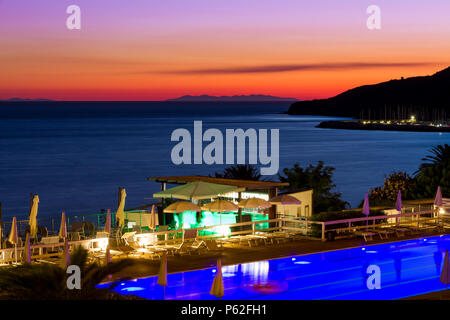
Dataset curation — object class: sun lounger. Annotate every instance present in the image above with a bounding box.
[399,225,421,234]
[204,239,222,251]
[219,236,241,246]
[420,223,441,232]
[259,232,290,244]
[367,229,390,240]
[354,231,375,242]
[89,249,127,263]
[172,241,196,255]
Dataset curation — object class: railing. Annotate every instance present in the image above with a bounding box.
[319,209,439,241]
[0,238,107,264]
[134,218,283,245]
[0,210,152,237]
[0,210,442,264]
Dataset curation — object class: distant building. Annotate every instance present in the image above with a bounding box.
[275,190,313,218]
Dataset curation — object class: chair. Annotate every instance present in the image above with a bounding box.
[37,226,48,238]
[69,232,82,241]
[24,225,48,238]
[82,221,95,237]
[203,239,222,251]
[170,229,205,255]
[172,241,196,255]
[70,222,84,232]
[40,236,60,244]
[183,228,198,242]
[40,236,61,255]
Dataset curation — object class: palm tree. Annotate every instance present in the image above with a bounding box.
[417,144,450,172]
[214,164,262,181]
[0,246,137,300]
[414,144,450,198]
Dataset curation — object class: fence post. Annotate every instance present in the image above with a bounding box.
[321,223,326,241]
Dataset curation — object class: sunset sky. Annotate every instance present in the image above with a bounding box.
[0,0,449,101]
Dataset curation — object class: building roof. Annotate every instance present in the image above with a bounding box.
[153,181,245,200]
[148,175,289,190]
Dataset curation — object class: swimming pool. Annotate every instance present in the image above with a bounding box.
[99,235,450,300]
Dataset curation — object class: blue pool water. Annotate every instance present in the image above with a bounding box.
[99,235,450,300]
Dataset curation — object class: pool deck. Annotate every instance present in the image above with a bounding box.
[110,230,448,288]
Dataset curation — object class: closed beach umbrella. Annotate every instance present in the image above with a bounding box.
[61,236,70,269]
[395,190,402,212]
[28,195,39,239]
[105,244,111,265]
[210,258,224,299]
[59,211,67,239]
[116,188,127,228]
[163,201,201,213]
[363,194,370,216]
[441,250,450,287]
[8,216,18,245]
[149,205,159,229]
[23,233,31,263]
[238,197,271,209]
[8,217,18,264]
[435,186,443,207]
[157,252,168,299]
[363,194,370,230]
[104,209,111,233]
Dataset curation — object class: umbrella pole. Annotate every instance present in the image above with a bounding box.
[14,244,17,264]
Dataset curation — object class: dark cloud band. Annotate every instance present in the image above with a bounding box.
[161,62,439,75]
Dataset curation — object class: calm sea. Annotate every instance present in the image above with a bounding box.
[0,101,448,219]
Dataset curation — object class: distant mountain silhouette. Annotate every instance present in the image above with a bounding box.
[288,66,450,121]
[168,94,298,102]
[2,98,53,102]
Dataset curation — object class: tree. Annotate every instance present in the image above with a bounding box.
[0,246,136,300]
[368,171,416,206]
[278,161,349,213]
[414,144,450,198]
[214,164,262,180]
